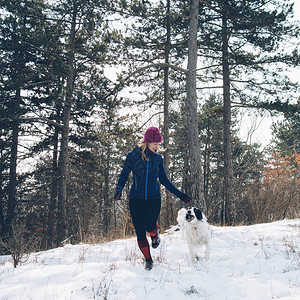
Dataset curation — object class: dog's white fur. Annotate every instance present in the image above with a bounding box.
[177,207,211,263]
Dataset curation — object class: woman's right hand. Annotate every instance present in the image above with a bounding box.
[114,190,122,201]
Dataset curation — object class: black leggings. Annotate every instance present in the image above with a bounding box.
[129,198,161,241]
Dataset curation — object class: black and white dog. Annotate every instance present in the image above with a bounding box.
[177,207,211,263]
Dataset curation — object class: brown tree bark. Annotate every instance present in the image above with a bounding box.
[57,7,76,244]
[186,0,205,209]
[4,88,21,235]
[48,124,59,246]
[163,0,173,227]
[102,141,111,237]
[221,14,235,225]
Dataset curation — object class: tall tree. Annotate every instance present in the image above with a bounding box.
[48,0,121,243]
[196,0,299,224]
[55,0,77,244]
[163,0,174,226]
[118,0,192,226]
[221,4,235,224]
[0,0,53,235]
[186,0,205,209]
[198,95,224,216]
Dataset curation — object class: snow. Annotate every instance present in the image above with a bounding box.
[0,219,299,300]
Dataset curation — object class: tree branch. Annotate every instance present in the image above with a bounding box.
[126,63,187,79]
[136,111,164,132]
[103,63,187,101]
[19,117,64,129]
[199,0,221,14]
[197,85,223,90]
[0,117,63,129]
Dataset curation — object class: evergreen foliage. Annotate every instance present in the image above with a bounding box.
[0,0,299,255]
[272,99,300,155]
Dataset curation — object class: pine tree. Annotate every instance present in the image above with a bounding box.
[0,0,54,236]
[272,100,300,156]
[42,0,123,243]
[115,0,192,226]
[196,0,299,224]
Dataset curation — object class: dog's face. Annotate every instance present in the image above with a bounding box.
[186,207,203,223]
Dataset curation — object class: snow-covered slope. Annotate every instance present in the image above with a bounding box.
[1,219,299,299]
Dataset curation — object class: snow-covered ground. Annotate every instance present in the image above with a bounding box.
[0,219,299,300]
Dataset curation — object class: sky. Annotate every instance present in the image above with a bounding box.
[294,1,300,16]
[238,0,299,148]
[109,0,300,149]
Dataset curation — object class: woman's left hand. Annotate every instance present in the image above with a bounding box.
[180,193,191,204]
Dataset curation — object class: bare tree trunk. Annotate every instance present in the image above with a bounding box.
[57,110,70,244]
[181,149,189,192]
[0,173,4,231]
[186,0,204,209]
[57,8,76,244]
[221,14,235,225]
[203,124,211,211]
[163,0,173,227]
[4,88,21,235]
[48,124,59,246]
[102,142,111,237]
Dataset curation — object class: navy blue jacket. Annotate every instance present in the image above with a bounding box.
[116,146,184,201]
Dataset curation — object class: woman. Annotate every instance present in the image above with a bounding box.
[114,127,191,270]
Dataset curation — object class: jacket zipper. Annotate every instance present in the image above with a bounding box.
[145,161,149,200]
[134,175,137,190]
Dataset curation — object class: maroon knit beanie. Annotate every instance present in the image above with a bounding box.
[143,127,162,143]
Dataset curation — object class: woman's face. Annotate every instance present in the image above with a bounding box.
[148,142,160,153]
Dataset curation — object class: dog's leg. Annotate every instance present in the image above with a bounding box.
[181,223,186,239]
[188,245,195,264]
[205,240,211,260]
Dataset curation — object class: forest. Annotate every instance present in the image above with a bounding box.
[0,0,299,262]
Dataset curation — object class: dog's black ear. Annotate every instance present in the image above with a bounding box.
[194,208,203,221]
